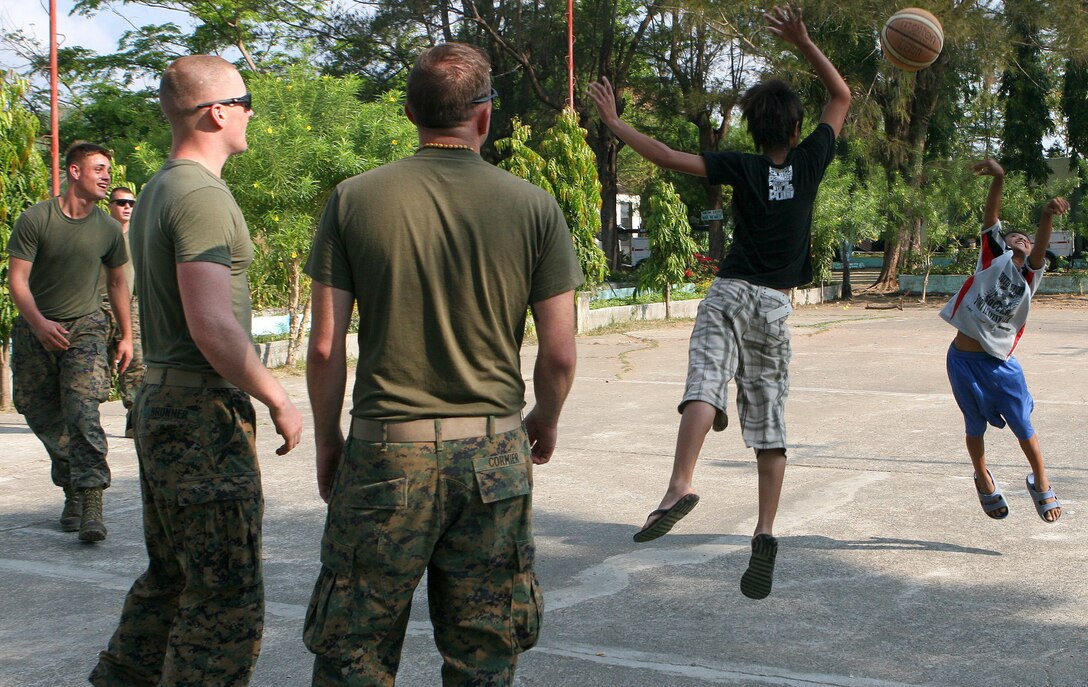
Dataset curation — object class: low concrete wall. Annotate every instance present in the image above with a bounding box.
[899,274,1088,295]
[253,334,360,369]
[574,283,841,334]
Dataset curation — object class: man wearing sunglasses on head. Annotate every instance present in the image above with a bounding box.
[91,55,302,687]
[302,42,582,685]
[101,187,145,437]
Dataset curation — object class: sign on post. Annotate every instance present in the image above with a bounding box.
[700,209,724,221]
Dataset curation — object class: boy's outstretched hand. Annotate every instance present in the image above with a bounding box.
[764,5,811,47]
[1044,197,1070,216]
[972,158,1005,177]
[587,77,620,125]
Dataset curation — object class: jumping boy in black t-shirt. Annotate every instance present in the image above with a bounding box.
[588,5,850,599]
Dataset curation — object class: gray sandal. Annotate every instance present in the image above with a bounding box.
[974,470,1009,520]
[1026,474,1061,523]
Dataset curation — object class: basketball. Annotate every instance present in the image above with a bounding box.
[880,8,944,72]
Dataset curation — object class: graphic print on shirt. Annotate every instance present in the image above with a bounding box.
[973,270,1026,326]
[768,166,795,201]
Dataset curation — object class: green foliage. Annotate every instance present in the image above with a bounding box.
[812,154,884,285]
[224,65,416,311]
[497,110,609,287]
[1,73,50,344]
[1000,9,1054,184]
[636,180,697,305]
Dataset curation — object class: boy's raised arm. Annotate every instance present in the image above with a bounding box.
[1029,197,1070,271]
[972,158,1005,230]
[587,77,708,177]
[765,6,851,136]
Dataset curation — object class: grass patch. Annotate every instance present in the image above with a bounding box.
[581,317,696,337]
[590,288,706,310]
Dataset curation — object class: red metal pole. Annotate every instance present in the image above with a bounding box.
[49,0,60,196]
[567,0,574,108]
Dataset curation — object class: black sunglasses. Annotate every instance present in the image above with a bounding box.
[194,92,253,112]
[471,87,499,104]
[111,198,135,207]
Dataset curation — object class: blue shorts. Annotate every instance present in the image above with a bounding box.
[946,344,1035,440]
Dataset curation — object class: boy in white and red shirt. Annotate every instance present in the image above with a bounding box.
[942,158,1068,523]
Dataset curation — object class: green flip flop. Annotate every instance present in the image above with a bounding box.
[632,493,700,543]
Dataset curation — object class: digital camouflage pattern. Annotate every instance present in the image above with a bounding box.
[11,309,111,490]
[305,426,543,686]
[104,294,145,410]
[90,383,264,687]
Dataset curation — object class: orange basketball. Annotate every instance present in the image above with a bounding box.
[880,8,944,72]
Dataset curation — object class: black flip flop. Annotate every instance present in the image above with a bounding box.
[740,533,778,600]
[632,493,700,543]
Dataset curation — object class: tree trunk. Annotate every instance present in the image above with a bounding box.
[286,259,302,367]
[873,52,951,292]
[664,283,672,319]
[840,241,853,300]
[0,342,11,411]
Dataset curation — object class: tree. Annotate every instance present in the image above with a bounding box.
[225,66,417,365]
[999,5,1053,184]
[637,179,696,318]
[0,73,50,409]
[497,110,609,287]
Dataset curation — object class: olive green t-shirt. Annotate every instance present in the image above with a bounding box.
[305,147,584,421]
[7,197,127,320]
[99,230,135,300]
[131,159,253,372]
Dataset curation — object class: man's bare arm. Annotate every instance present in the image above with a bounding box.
[307,281,355,502]
[524,291,577,465]
[8,257,70,350]
[765,6,851,136]
[1029,197,1070,271]
[104,265,133,373]
[177,261,303,455]
[973,158,1005,229]
[587,77,708,177]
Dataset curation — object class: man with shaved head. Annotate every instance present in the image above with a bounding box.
[90,55,303,687]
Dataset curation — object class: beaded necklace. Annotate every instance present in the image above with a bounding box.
[417,142,475,152]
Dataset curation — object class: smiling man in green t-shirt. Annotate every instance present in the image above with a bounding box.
[7,141,132,543]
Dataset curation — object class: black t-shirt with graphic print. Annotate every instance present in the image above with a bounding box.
[702,123,836,289]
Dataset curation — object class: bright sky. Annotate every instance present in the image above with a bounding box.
[0,0,196,72]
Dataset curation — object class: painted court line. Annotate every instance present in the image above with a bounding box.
[1,556,919,685]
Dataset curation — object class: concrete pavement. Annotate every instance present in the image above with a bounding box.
[2,296,1087,686]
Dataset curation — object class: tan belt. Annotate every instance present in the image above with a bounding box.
[144,366,236,389]
[351,413,522,443]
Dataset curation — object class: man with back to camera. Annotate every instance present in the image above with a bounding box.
[302,42,583,686]
[90,55,303,686]
[7,141,132,543]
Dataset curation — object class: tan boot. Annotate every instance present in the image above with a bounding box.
[60,486,82,532]
[78,487,107,542]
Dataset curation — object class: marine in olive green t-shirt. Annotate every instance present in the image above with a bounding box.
[305,147,584,421]
[130,159,253,372]
[7,197,127,320]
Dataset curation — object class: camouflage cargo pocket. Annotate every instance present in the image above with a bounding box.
[305,477,411,659]
[473,452,531,504]
[511,538,543,652]
[176,472,263,590]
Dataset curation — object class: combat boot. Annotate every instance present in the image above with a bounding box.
[60,486,82,532]
[78,487,107,542]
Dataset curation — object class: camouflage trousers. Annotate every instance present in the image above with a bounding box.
[104,294,145,410]
[90,382,264,687]
[12,310,111,490]
[304,426,543,686]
